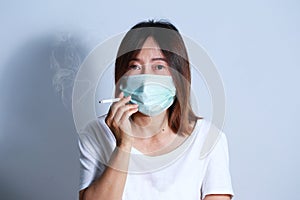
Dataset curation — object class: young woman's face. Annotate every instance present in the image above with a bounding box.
[126,37,172,76]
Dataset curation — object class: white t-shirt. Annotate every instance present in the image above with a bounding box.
[78,115,234,200]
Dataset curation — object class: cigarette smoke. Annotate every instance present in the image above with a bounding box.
[50,33,87,110]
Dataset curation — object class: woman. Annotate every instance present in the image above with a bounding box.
[78,20,234,200]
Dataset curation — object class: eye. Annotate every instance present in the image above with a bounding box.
[128,65,141,70]
[154,65,166,70]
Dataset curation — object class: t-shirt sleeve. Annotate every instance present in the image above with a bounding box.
[77,118,116,191]
[78,135,106,191]
[201,133,234,199]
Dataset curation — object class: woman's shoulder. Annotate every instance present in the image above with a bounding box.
[78,115,116,167]
[192,118,227,159]
[78,114,116,145]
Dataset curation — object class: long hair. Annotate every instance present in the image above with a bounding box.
[115,20,200,135]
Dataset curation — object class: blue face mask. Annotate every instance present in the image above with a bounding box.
[119,74,176,116]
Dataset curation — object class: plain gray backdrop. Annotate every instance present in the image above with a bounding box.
[0,0,299,199]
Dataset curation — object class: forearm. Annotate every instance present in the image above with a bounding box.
[82,144,132,200]
[203,194,232,200]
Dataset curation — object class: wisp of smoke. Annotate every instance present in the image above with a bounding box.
[50,33,86,110]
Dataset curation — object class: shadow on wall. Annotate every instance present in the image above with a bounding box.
[0,33,89,200]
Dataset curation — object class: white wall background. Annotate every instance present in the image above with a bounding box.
[0,0,299,199]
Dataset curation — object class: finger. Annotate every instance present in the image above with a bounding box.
[119,107,139,125]
[110,92,125,114]
[114,103,138,123]
[117,92,124,98]
[106,92,124,121]
[109,95,131,118]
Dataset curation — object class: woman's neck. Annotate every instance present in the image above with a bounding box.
[130,111,189,156]
[130,111,169,139]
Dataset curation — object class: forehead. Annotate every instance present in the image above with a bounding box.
[133,37,166,60]
[141,37,161,49]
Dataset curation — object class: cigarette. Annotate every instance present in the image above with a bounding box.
[99,98,121,104]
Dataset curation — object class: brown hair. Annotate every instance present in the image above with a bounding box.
[115,20,200,135]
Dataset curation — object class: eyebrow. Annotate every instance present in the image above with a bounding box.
[129,58,168,62]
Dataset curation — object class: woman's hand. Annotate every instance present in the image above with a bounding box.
[204,194,232,200]
[105,92,139,149]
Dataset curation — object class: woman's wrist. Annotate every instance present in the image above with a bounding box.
[117,139,133,151]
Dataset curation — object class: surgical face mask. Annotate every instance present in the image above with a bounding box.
[119,74,176,116]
